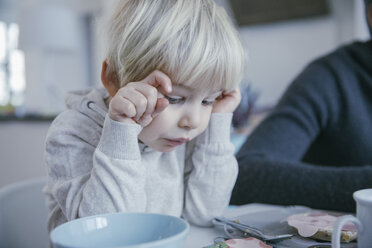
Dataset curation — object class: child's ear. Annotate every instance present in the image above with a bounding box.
[101,60,119,97]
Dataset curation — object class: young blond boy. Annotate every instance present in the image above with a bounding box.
[44,0,245,232]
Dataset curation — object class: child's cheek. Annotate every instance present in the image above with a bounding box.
[195,112,212,137]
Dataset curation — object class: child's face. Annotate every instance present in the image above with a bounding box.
[138,84,221,152]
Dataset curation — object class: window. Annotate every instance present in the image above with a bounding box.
[0,21,26,115]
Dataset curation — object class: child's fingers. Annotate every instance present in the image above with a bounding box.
[228,88,241,98]
[218,88,241,103]
[129,82,158,117]
[141,70,172,94]
[137,114,153,127]
[212,88,241,113]
[152,98,169,118]
[109,96,136,121]
[137,98,168,127]
[109,70,171,124]
[118,87,149,121]
[221,88,241,98]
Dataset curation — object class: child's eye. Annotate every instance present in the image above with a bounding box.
[164,95,184,104]
[202,99,215,106]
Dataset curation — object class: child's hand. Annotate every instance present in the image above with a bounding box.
[212,88,241,113]
[108,70,172,127]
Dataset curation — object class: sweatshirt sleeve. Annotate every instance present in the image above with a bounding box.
[45,114,146,222]
[182,113,238,226]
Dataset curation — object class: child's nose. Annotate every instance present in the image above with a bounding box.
[178,108,201,130]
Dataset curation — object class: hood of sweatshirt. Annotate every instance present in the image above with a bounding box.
[64,87,109,127]
[61,86,151,152]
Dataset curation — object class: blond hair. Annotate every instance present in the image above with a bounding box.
[102,0,245,92]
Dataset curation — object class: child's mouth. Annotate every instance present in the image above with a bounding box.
[164,138,189,146]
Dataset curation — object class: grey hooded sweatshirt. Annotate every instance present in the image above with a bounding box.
[44,87,238,232]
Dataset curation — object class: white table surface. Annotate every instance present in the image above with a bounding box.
[184,203,358,248]
[185,203,284,248]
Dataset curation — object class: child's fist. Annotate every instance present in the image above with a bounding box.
[212,88,241,113]
[108,70,172,126]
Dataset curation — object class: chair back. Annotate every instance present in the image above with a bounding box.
[0,177,49,248]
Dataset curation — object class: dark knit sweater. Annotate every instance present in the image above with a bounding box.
[231,40,372,212]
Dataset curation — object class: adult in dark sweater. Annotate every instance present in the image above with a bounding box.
[231,1,372,213]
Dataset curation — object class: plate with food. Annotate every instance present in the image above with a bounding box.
[205,237,273,248]
[285,211,357,242]
[214,206,357,248]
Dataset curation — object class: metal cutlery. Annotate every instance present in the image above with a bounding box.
[214,217,294,242]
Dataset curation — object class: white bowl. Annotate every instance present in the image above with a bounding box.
[50,212,189,248]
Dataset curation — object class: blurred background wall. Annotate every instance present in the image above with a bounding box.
[0,0,370,187]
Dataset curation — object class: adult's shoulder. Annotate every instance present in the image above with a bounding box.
[289,41,370,89]
[342,40,372,56]
[311,40,371,72]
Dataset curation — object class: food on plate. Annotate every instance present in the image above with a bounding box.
[285,212,357,242]
[205,237,272,248]
[225,237,272,248]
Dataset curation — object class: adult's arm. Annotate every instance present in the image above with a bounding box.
[230,60,372,212]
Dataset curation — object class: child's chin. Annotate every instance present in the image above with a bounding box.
[154,145,177,153]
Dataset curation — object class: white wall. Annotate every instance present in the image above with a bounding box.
[219,0,370,107]
[240,17,338,107]
[19,2,91,115]
[0,122,50,187]
[0,0,370,188]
